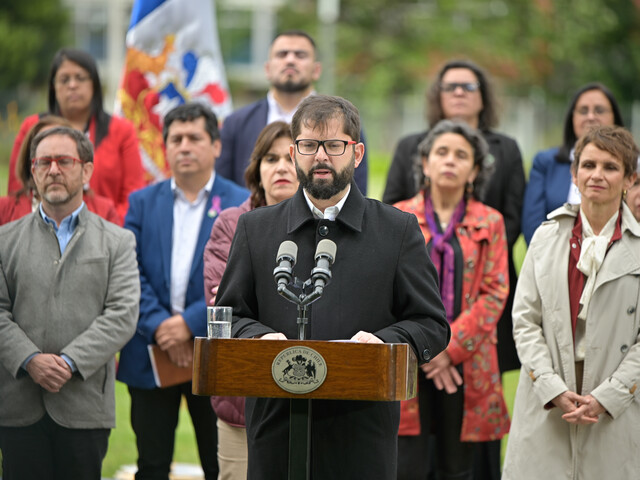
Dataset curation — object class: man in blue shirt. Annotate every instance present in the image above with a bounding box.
[0,126,140,480]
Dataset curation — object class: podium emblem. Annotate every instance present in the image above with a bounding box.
[272,346,327,394]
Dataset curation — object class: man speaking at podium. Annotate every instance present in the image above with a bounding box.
[215,95,449,479]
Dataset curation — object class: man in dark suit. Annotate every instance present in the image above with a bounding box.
[117,103,249,480]
[216,30,368,194]
[215,95,450,479]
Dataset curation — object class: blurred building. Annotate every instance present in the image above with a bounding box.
[62,0,131,107]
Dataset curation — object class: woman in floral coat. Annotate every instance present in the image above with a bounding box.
[394,120,510,480]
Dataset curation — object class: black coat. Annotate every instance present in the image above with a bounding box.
[216,183,449,479]
[382,129,525,372]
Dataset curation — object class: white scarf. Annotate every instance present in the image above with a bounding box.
[576,209,619,320]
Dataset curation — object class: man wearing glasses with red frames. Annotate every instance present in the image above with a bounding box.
[0,126,140,480]
[216,30,369,195]
[215,95,449,479]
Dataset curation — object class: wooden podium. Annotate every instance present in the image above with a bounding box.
[192,337,418,479]
[192,337,417,400]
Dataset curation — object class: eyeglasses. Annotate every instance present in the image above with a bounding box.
[32,156,84,173]
[54,74,91,86]
[295,139,357,156]
[440,82,481,93]
[574,106,612,117]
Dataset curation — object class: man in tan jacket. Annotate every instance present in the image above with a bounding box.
[0,126,139,480]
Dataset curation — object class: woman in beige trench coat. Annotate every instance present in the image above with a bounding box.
[503,125,640,479]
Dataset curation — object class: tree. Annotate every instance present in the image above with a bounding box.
[0,1,70,89]
[535,0,640,104]
[274,0,640,105]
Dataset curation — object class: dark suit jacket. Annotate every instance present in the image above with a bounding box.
[383,129,525,371]
[117,176,249,389]
[215,183,449,479]
[521,146,572,244]
[217,97,369,194]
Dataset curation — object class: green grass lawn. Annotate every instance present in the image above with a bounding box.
[103,382,201,477]
[0,161,6,197]
[101,371,520,477]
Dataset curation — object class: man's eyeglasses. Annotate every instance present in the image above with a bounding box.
[32,156,84,173]
[574,106,611,117]
[295,139,357,156]
[440,82,481,93]
[54,74,91,86]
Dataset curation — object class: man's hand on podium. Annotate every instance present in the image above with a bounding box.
[350,331,383,343]
[259,333,287,340]
[255,331,383,342]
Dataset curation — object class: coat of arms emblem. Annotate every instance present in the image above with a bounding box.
[271,346,327,394]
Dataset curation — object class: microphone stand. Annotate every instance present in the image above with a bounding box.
[276,276,330,480]
[277,279,326,340]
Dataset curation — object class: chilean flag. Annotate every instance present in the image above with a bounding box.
[115,0,232,183]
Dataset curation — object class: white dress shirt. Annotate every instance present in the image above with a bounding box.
[170,173,214,314]
[266,91,315,125]
[303,185,350,221]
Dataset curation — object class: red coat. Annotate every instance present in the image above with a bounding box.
[394,193,511,441]
[0,191,122,226]
[8,114,145,220]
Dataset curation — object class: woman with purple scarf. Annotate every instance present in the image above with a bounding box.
[394,120,511,480]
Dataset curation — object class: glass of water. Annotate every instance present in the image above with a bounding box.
[207,306,232,339]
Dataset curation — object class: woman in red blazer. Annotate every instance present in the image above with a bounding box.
[0,115,121,226]
[7,48,144,219]
[394,120,510,480]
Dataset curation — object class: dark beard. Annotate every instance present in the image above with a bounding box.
[296,158,355,200]
[273,78,311,94]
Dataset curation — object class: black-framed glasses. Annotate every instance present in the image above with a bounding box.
[440,82,481,93]
[32,156,84,173]
[295,139,357,156]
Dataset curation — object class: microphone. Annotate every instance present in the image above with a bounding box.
[273,241,298,288]
[311,239,337,290]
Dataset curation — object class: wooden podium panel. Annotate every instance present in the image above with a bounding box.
[192,338,417,401]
